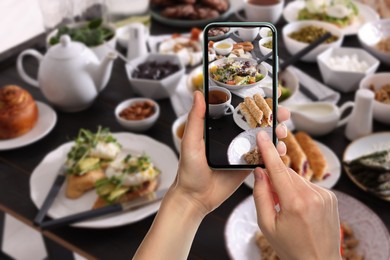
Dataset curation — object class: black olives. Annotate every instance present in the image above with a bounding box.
[132,61,180,80]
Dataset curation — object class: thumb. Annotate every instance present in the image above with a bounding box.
[253,168,276,231]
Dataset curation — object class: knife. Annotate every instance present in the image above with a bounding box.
[33,165,67,225]
[40,188,168,229]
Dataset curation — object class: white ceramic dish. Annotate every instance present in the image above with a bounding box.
[317,47,379,93]
[213,40,233,56]
[258,37,272,58]
[282,1,380,36]
[209,57,268,91]
[225,190,390,260]
[227,128,273,165]
[359,73,390,125]
[0,102,57,151]
[125,53,185,100]
[282,20,344,62]
[243,141,341,189]
[171,113,188,153]
[115,98,160,132]
[358,19,390,65]
[158,37,202,67]
[30,132,178,228]
[343,132,390,201]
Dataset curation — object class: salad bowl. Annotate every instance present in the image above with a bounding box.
[208,57,268,91]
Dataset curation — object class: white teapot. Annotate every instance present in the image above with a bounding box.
[17,35,117,112]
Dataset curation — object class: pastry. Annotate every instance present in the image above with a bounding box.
[0,85,38,139]
[254,93,272,126]
[244,97,263,125]
[295,131,327,181]
[239,102,258,128]
[282,130,313,180]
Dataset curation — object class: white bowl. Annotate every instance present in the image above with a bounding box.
[209,57,268,91]
[358,19,390,66]
[262,67,299,105]
[282,20,344,62]
[115,98,160,132]
[258,37,272,58]
[213,41,233,56]
[317,47,380,93]
[359,73,390,125]
[171,113,188,153]
[125,53,185,100]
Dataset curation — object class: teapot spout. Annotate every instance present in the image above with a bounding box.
[94,52,117,92]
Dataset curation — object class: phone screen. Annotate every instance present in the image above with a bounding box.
[204,22,278,169]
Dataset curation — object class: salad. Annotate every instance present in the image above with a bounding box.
[209,59,265,86]
[298,0,359,27]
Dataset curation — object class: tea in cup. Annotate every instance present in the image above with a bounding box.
[172,113,188,152]
[208,86,234,119]
[235,0,284,24]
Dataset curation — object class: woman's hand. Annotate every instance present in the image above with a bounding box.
[253,131,341,260]
[171,90,290,217]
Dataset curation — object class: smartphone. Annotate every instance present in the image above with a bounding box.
[203,22,278,169]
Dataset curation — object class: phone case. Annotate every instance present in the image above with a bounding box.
[203,22,278,169]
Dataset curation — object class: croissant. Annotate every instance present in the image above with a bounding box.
[0,85,38,139]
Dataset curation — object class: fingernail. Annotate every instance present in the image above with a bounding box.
[254,168,263,181]
[259,131,270,142]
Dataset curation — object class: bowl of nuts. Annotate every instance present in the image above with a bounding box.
[115,98,160,132]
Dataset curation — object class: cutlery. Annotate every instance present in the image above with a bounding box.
[33,165,67,225]
[40,188,168,229]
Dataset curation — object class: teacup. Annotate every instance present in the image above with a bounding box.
[235,0,284,24]
[288,101,355,136]
[171,113,188,153]
[235,27,260,42]
[208,86,234,119]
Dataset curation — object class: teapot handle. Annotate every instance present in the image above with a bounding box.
[17,49,43,87]
[337,101,355,127]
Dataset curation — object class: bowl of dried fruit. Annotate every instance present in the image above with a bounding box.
[115,98,160,132]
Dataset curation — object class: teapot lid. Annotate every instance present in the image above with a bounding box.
[47,35,86,60]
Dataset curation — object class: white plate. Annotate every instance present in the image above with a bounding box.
[227,128,273,165]
[158,37,202,67]
[0,102,57,151]
[343,132,390,201]
[30,133,178,228]
[243,141,341,189]
[225,190,390,260]
[283,1,380,36]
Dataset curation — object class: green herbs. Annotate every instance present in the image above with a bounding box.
[66,126,120,175]
[344,150,390,198]
[49,18,114,47]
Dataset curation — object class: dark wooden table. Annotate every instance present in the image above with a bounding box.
[0,5,389,260]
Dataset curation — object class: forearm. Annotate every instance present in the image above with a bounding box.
[133,188,205,260]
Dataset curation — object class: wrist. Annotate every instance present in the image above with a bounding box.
[164,186,208,222]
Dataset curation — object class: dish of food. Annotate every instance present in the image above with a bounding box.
[369,83,390,104]
[209,58,267,90]
[224,190,390,260]
[186,65,203,94]
[30,132,178,228]
[150,0,232,28]
[227,128,274,165]
[288,25,339,44]
[208,26,232,41]
[343,132,390,201]
[159,37,202,66]
[283,0,380,35]
[233,94,273,129]
[244,137,341,190]
[0,101,57,151]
